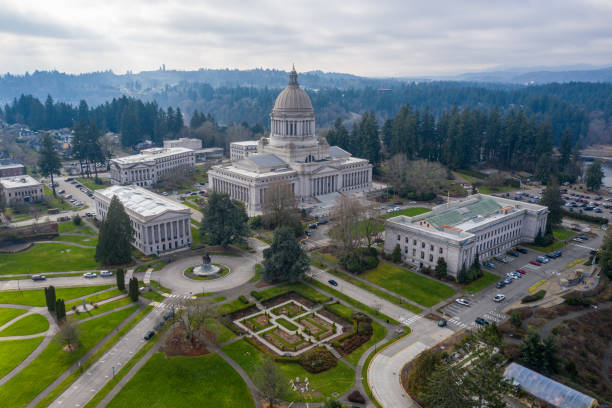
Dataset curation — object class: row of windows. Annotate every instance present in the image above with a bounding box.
[7,188,43,197]
[397,235,445,255]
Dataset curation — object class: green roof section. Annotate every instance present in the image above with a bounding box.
[425,198,502,229]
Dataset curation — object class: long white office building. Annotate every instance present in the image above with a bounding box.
[0,175,44,205]
[94,185,192,255]
[384,194,548,278]
[109,147,195,187]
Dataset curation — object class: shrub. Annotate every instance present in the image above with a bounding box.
[351,311,372,323]
[510,311,522,328]
[562,209,608,225]
[564,296,594,307]
[341,248,379,273]
[298,348,337,373]
[357,321,373,336]
[347,390,365,404]
[521,290,546,303]
[238,295,249,304]
[250,290,262,301]
[72,214,82,226]
[248,215,262,229]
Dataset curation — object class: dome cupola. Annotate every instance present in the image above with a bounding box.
[272,65,314,114]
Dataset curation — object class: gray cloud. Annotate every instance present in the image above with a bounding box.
[0,0,611,76]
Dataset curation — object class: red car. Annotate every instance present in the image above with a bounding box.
[529,260,541,266]
[516,269,527,274]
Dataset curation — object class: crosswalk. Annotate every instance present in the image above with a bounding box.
[446,310,508,330]
[399,314,422,326]
[447,317,467,329]
[443,302,469,316]
[153,294,194,310]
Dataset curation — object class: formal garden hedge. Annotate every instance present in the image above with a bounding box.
[521,290,546,303]
[298,348,337,373]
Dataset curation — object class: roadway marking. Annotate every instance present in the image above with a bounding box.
[571,243,596,251]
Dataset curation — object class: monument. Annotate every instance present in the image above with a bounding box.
[192,252,221,277]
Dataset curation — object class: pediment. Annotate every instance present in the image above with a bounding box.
[311,165,339,175]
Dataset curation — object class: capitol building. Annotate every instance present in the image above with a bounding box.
[208,67,372,215]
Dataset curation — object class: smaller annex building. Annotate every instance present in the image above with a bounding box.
[0,175,44,205]
[94,185,192,255]
[384,194,548,277]
[109,147,195,187]
[504,363,598,408]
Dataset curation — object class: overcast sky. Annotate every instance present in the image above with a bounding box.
[1,0,612,77]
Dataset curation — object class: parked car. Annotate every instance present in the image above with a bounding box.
[83,272,97,278]
[455,298,471,306]
[484,262,495,269]
[437,319,447,327]
[318,220,328,225]
[31,275,46,281]
[144,331,155,340]
[493,294,506,302]
[516,269,527,275]
[536,256,549,264]
[65,177,74,182]
[516,247,528,254]
[529,260,542,266]
[163,311,174,321]
[507,250,519,257]
[100,270,113,277]
[503,277,513,285]
[475,317,489,325]
[308,224,318,229]
[328,279,338,287]
[161,192,169,196]
[496,281,505,289]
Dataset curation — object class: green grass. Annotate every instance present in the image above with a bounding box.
[325,302,355,321]
[34,306,147,408]
[327,269,423,313]
[79,225,97,236]
[453,171,476,183]
[141,291,165,302]
[478,185,516,194]
[524,239,567,253]
[344,321,387,366]
[0,285,112,306]
[150,280,170,293]
[76,177,111,190]
[382,207,431,219]
[0,243,98,274]
[53,234,98,246]
[66,288,123,309]
[217,299,255,315]
[183,200,202,211]
[276,317,299,331]
[251,282,331,304]
[312,252,339,265]
[553,227,575,241]
[58,221,81,234]
[0,313,49,336]
[0,308,27,326]
[250,264,262,283]
[69,298,133,321]
[208,319,237,344]
[106,353,253,408]
[461,270,499,293]
[360,262,455,307]
[0,306,136,408]
[222,339,354,402]
[0,338,44,379]
[305,278,400,325]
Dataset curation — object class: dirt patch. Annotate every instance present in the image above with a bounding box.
[227,304,260,321]
[163,326,210,357]
[263,328,309,352]
[318,309,352,331]
[262,292,315,309]
[243,313,273,332]
[271,301,305,318]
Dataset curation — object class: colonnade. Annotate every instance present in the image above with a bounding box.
[142,217,190,253]
[211,177,249,203]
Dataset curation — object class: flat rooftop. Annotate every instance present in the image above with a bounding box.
[111,147,193,165]
[0,163,25,170]
[0,175,41,189]
[231,141,259,147]
[96,185,190,218]
[425,198,502,229]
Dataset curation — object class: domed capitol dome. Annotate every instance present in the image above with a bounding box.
[272,66,314,114]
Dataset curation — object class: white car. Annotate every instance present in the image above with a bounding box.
[493,294,506,302]
[100,270,113,277]
[387,209,394,213]
[455,298,471,306]
[393,206,401,212]
[83,272,97,278]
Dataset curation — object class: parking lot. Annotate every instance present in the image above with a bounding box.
[440,230,602,331]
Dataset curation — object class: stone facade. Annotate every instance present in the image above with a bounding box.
[109,147,195,187]
[0,175,44,205]
[230,141,259,161]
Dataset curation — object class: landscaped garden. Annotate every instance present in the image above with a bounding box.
[360,261,456,307]
[0,313,49,336]
[0,308,27,326]
[106,353,254,408]
[0,338,44,379]
[0,243,99,274]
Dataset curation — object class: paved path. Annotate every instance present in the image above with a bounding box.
[48,301,170,408]
[36,240,95,248]
[538,301,612,339]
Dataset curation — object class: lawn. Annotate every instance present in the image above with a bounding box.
[360,262,455,308]
[53,234,98,246]
[66,288,123,308]
[524,239,567,253]
[217,299,254,315]
[276,317,299,331]
[344,321,387,366]
[106,353,253,408]
[461,270,499,293]
[0,285,113,307]
[0,338,44,379]
[382,207,431,219]
[76,177,111,190]
[328,269,423,313]
[478,185,517,194]
[58,221,81,234]
[0,242,99,274]
[69,298,134,321]
[325,302,355,321]
[0,306,137,408]
[0,308,27,327]
[208,319,236,344]
[0,313,49,336]
[251,282,331,304]
[222,339,355,402]
[553,227,575,241]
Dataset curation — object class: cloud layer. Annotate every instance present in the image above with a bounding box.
[1,0,612,77]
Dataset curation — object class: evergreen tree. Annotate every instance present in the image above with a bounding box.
[38,134,62,197]
[116,268,126,291]
[434,257,447,279]
[45,285,56,312]
[128,278,139,301]
[559,128,573,171]
[457,264,468,283]
[201,192,248,248]
[585,160,604,191]
[391,244,402,263]
[422,365,471,408]
[95,196,135,265]
[519,333,559,375]
[55,298,66,321]
[262,227,309,283]
[120,103,140,147]
[472,251,481,271]
[534,153,552,184]
[600,228,612,280]
[541,177,563,227]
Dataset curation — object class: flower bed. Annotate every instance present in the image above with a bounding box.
[271,301,306,318]
[243,313,274,332]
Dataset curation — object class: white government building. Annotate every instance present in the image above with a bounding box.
[208,67,372,215]
[230,141,259,161]
[0,175,44,205]
[94,185,192,255]
[384,194,548,278]
[109,147,195,187]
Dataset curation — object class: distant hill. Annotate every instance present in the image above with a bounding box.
[434,66,612,84]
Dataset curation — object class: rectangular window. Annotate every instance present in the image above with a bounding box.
[397,234,400,241]
[422,242,425,248]
[412,249,416,256]
[421,251,424,259]
[430,244,434,251]
[439,247,443,254]
[429,254,433,262]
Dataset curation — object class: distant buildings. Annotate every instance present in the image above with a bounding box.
[384,194,548,277]
[109,147,195,187]
[230,141,258,161]
[196,147,224,162]
[94,185,192,255]
[0,162,25,178]
[0,175,44,205]
[209,68,372,215]
[163,137,202,151]
[163,138,223,162]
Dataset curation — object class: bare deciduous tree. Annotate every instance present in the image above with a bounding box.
[254,356,288,408]
[173,299,219,345]
[387,154,448,199]
[57,320,79,351]
[262,180,300,232]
